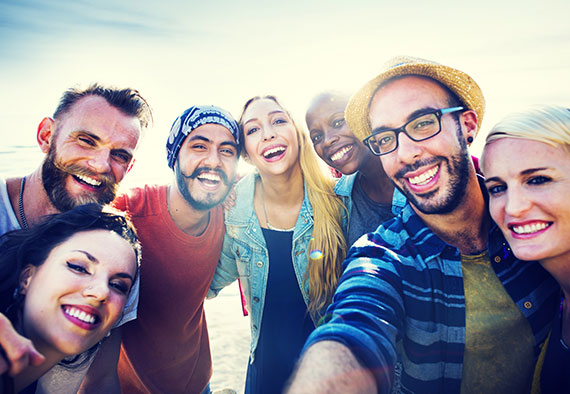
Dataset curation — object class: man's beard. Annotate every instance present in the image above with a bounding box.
[175,162,233,211]
[394,130,471,215]
[41,145,118,212]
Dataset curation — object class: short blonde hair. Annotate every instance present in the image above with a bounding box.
[486,106,570,147]
[482,106,570,168]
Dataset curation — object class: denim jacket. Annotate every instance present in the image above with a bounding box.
[208,173,319,362]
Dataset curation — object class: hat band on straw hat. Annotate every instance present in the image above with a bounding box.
[345,56,485,142]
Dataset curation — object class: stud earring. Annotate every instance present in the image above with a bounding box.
[467,136,474,144]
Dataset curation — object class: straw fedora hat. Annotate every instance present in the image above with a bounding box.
[346,56,486,142]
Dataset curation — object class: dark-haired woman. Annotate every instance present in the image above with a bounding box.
[0,204,140,393]
[305,91,403,246]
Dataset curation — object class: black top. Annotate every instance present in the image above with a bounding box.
[541,300,570,393]
[245,228,315,394]
[0,374,36,394]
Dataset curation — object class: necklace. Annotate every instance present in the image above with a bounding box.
[19,177,29,229]
[260,185,295,232]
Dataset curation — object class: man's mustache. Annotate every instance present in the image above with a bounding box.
[180,167,230,185]
[394,157,444,179]
[52,160,116,189]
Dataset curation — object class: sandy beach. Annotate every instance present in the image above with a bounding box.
[205,282,251,393]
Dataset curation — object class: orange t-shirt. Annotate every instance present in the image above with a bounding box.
[114,185,224,393]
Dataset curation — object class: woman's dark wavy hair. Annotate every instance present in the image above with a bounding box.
[0,203,141,366]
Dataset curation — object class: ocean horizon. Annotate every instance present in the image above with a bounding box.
[0,145,42,177]
[0,143,173,191]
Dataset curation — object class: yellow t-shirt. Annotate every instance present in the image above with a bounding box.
[460,251,535,394]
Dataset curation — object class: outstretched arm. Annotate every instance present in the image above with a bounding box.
[286,232,406,394]
[286,340,376,394]
[0,313,44,376]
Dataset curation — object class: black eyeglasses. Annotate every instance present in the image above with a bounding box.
[363,106,465,156]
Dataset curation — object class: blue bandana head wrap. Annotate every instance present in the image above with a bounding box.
[166,105,240,170]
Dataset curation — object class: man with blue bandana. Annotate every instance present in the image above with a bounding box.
[110,106,240,394]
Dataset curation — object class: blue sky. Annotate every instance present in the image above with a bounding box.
[1,0,569,184]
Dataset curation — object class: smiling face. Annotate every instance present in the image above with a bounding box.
[40,95,141,212]
[306,93,375,175]
[175,123,238,210]
[20,229,136,359]
[241,98,300,176]
[368,76,473,214]
[483,138,570,264]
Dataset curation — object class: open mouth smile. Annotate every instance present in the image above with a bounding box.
[262,145,286,161]
[509,221,551,235]
[407,165,439,186]
[72,174,102,188]
[330,145,353,162]
[197,172,222,186]
[63,305,100,329]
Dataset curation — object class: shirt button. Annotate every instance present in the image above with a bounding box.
[494,256,501,263]
[256,261,263,268]
[524,301,533,309]
[253,297,260,303]
[253,324,258,330]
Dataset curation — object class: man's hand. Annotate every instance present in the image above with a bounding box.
[285,341,377,394]
[222,185,237,210]
[0,313,45,375]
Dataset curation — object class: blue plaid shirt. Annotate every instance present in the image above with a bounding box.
[304,185,559,393]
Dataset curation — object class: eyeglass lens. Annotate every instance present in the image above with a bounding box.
[367,112,441,155]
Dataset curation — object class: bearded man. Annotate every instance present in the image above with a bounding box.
[0,83,151,393]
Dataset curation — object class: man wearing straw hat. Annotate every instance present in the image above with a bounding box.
[287,56,559,393]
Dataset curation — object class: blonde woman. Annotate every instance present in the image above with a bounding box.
[209,96,346,393]
[482,106,570,394]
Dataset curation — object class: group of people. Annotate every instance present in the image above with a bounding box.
[0,55,568,394]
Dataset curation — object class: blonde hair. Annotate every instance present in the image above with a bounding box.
[240,96,347,321]
[482,106,570,168]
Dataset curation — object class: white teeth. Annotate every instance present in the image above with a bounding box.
[64,306,96,324]
[263,146,285,158]
[512,222,549,234]
[76,174,101,186]
[198,173,221,182]
[408,166,439,186]
[330,146,353,162]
